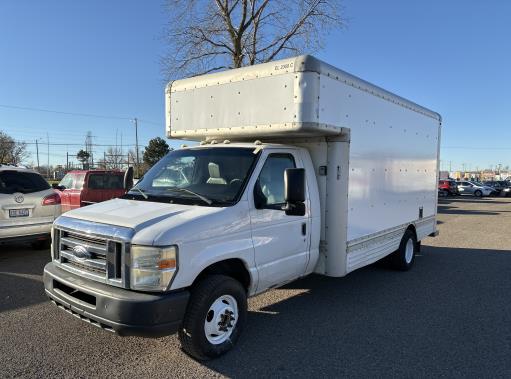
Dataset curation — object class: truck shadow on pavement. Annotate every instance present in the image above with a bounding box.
[0,243,50,314]
[439,198,510,205]
[205,245,511,377]
[437,200,511,216]
[437,205,500,216]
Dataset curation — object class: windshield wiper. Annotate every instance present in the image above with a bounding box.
[166,187,212,205]
[131,187,148,199]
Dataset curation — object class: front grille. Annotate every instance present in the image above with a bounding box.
[54,226,127,288]
[66,259,106,274]
[59,230,108,276]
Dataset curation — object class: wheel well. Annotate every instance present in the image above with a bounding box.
[193,259,251,292]
[406,224,420,251]
[406,224,417,240]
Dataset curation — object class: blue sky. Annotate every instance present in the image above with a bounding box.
[0,0,510,171]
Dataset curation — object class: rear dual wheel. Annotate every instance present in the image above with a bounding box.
[389,229,417,271]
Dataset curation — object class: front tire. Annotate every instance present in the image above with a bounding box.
[389,229,417,271]
[178,275,247,361]
[474,190,483,198]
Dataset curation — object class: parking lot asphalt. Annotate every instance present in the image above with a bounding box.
[1,197,511,378]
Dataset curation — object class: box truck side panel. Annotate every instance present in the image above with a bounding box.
[318,74,439,244]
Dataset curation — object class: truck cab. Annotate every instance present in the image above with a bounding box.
[44,142,317,357]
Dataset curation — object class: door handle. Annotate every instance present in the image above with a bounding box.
[301,223,306,236]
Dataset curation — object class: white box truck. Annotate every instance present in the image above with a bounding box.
[44,55,441,360]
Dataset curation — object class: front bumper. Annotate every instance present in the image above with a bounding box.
[43,262,189,337]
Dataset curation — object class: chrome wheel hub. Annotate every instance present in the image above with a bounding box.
[405,239,414,264]
[204,294,238,344]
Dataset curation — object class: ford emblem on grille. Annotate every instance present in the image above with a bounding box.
[71,245,91,260]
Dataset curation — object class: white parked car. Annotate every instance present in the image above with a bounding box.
[0,165,61,248]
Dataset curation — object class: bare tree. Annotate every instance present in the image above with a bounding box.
[103,146,125,170]
[0,131,30,165]
[127,148,148,177]
[162,0,346,79]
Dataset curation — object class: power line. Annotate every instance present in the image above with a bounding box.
[442,146,511,150]
[18,141,143,147]
[0,103,129,120]
[0,103,162,125]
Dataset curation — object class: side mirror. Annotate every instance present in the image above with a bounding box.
[124,166,134,191]
[52,183,65,190]
[282,168,306,216]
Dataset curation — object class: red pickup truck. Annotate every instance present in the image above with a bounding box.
[55,170,126,212]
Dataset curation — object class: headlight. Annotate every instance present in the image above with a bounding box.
[130,245,177,291]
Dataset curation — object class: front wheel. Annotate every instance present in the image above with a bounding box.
[474,190,483,198]
[178,275,247,361]
[389,229,417,271]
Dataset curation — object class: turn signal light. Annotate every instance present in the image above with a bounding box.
[158,258,177,270]
[42,193,61,206]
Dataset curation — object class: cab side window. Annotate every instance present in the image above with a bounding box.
[73,174,86,190]
[255,154,295,209]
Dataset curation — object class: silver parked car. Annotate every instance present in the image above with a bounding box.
[456,180,494,197]
[0,166,61,248]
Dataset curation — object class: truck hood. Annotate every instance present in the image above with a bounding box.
[61,198,222,231]
[58,198,249,246]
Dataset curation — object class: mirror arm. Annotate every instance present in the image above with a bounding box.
[281,202,295,212]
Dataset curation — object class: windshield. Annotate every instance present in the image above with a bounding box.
[125,147,259,206]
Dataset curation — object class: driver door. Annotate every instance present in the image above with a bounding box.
[249,149,310,292]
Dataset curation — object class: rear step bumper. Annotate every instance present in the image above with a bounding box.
[43,262,190,337]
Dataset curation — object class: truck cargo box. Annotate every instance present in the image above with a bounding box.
[166,55,441,275]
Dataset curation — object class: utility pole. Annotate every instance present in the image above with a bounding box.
[133,118,140,177]
[120,132,123,170]
[35,139,40,171]
[115,128,118,170]
[46,133,50,178]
